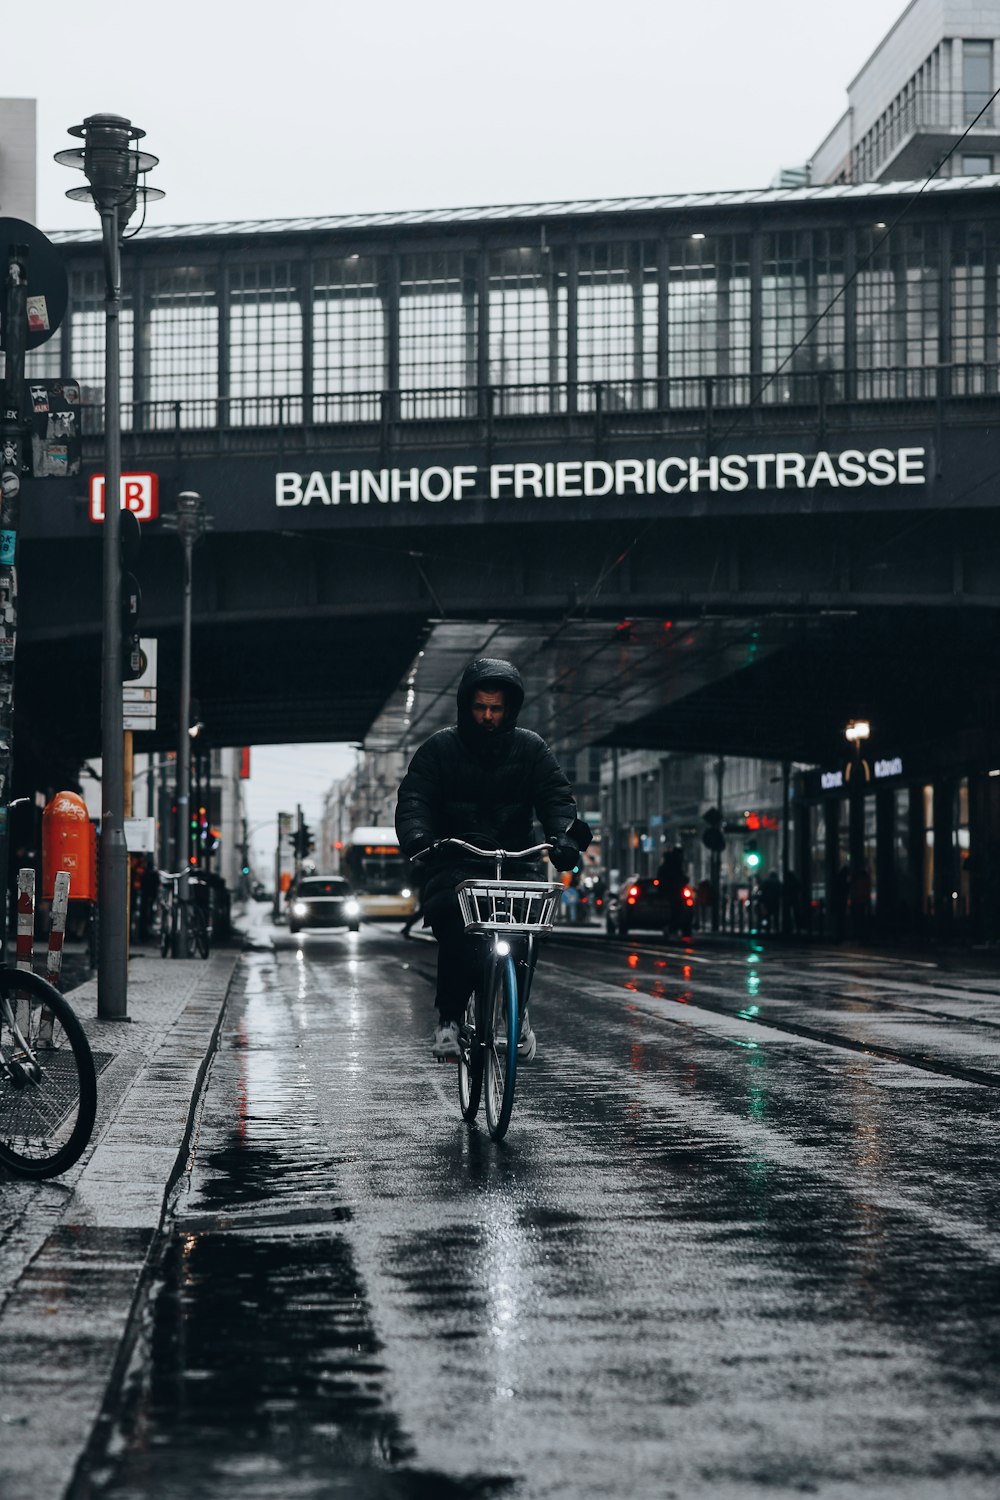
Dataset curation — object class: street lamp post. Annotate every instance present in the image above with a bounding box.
[55,115,162,1018]
[171,491,207,956]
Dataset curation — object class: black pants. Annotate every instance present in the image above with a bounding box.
[429,897,477,1024]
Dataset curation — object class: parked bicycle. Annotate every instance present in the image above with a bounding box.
[421,838,561,1140]
[0,966,98,1178]
[158,871,210,959]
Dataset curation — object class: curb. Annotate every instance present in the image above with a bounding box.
[0,951,241,1500]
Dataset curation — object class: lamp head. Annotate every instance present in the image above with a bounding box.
[55,115,163,223]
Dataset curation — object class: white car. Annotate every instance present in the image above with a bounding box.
[287,876,362,934]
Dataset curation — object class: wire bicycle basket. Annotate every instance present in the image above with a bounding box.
[456,879,562,933]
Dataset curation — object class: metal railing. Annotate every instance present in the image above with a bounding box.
[75,364,1000,442]
[857,88,998,181]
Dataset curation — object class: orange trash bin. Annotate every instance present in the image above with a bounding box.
[42,791,97,904]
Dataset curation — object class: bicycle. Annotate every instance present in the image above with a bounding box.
[422,839,561,1141]
[158,871,211,960]
[0,966,98,1178]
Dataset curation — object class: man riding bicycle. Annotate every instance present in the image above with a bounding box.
[395,657,590,1060]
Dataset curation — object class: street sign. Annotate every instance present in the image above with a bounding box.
[123,816,156,852]
[89,473,159,522]
[123,637,157,730]
[0,218,67,351]
[124,710,157,731]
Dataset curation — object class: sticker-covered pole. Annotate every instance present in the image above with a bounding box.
[0,242,28,959]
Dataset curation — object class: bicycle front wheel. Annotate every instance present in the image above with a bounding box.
[0,970,97,1178]
[458,993,482,1122]
[484,954,519,1141]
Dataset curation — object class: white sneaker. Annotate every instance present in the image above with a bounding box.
[517,1009,537,1060]
[432,1021,461,1060]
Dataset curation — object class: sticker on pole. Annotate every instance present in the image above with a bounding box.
[89,473,159,522]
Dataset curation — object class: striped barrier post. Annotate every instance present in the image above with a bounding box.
[15,868,34,1038]
[46,871,71,990]
[40,871,71,1045]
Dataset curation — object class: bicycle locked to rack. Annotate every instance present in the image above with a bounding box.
[422,838,561,1141]
[157,870,211,959]
[0,859,97,1178]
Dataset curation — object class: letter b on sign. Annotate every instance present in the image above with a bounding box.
[89,473,159,523]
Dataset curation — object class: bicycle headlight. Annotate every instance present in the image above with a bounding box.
[494,939,511,956]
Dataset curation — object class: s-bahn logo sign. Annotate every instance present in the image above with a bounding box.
[274,446,927,507]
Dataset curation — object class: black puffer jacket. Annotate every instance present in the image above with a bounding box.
[395,658,583,914]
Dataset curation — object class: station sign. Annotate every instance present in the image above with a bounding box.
[817,754,904,794]
[274,446,928,509]
[89,472,159,522]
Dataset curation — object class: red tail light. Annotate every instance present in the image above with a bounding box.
[627,896,637,905]
[683,886,694,905]
[628,885,639,898]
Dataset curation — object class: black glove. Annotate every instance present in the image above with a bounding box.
[548,836,580,873]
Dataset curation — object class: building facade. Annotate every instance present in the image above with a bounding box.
[0,98,35,222]
[812,0,1000,184]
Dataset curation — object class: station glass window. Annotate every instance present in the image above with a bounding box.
[228,261,303,423]
[950,222,1000,390]
[956,777,971,919]
[760,229,845,399]
[23,329,62,382]
[666,235,751,405]
[576,243,657,410]
[855,224,940,397]
[893,787,911,928]
[963,40,993,127]
[808,802,825,918]
[144,265,219,425]
[68,269,134,428]
[488,246,567,410]
[922,784,934,917]
[962,154,994,175]
[313,255,385,421]
[399,252,476,417]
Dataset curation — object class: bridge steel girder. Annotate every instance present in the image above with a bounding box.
[13,499,1000,775]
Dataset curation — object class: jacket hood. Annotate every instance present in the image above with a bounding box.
[455,658,525,752]
[457,658,525,720]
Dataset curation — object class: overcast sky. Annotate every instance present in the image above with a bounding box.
[18,0,911,860]
[28,0,908,232]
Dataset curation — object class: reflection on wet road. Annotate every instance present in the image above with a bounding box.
[94,927,1000,1498]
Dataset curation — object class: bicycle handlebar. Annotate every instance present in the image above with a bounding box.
[415,837,553,863]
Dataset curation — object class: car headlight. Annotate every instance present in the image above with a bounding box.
[344,899,361,917]
[401,887,412,899]
[292,902,307,917]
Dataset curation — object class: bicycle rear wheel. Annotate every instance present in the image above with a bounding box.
[458,994,482,1122]
[159,899,173,958]
[484,954,519,1140]
[187,903,210,960]
[0,969,97,1178]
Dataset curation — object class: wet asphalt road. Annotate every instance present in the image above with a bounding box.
[85,924,1000,1499]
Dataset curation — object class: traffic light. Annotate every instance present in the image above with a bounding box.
[293,823,314,858]
[120,508,144,681]
[701,806,725,853]
[744,839,762,870]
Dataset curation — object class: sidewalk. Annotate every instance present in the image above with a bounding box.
[0,925,255,1500]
